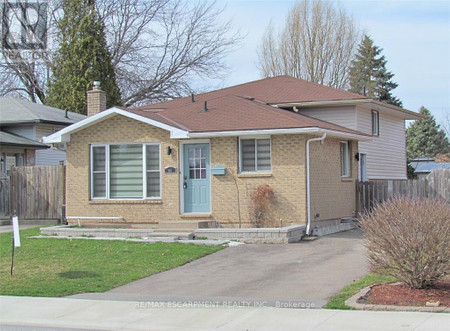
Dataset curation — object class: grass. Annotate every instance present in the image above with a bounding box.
[324,272,396,310]
[0,227,224,297]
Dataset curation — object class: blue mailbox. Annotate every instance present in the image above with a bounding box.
[211,165,226,175]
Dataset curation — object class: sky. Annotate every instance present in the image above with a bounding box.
[206,0,450,127]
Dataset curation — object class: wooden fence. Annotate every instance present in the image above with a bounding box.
[356,169,449,214]
[8,165,65,220]
[0,176,10,217]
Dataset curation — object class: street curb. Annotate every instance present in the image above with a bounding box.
[345,285,449,313]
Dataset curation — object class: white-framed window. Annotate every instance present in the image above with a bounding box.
[90,143,161,200]
[372,110,379,136]
[239,137,271,173]
[340,141,351,177]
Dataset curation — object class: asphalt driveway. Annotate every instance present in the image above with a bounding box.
[73,229,368,307]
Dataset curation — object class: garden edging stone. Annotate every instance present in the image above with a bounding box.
[345,285,449,313]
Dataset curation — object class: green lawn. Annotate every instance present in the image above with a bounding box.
[324,272,396,310]
[0,227,224,297]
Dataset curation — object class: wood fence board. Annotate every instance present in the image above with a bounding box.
[8,165,65,219]
[356,169,449,214]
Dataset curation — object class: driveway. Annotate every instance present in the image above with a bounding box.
[73,229,368,307]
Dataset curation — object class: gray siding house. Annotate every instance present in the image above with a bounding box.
[0,97,86,174]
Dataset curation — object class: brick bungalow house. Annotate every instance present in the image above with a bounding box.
[44,76,420,232]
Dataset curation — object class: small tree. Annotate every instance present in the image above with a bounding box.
[360,198,450,289]
[349,35,402,107]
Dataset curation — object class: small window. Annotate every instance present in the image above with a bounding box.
[239,138,271,173]
[91,146,107,199]
[340,141,350,177]
[372,110,379,136]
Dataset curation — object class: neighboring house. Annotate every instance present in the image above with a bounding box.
[44,76,421,229]
[409,157,436,172]
[0,97,86,174]
[410,157,450,179]
[0,131,48,175]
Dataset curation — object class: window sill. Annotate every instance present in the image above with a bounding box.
[341,177,353,182]
[90,199,162,204]
[237,173,273,178]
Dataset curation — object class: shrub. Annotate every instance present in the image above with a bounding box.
[360,197,450,289]
[249,184,276,227]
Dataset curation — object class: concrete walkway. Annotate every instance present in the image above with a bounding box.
[1,296,448,331]
[73,229,368,308]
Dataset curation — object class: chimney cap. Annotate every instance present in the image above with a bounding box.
[93,81,101,87]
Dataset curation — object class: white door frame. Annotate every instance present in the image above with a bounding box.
[179,139,211,214]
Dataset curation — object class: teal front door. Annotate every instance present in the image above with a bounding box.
[183,143,210,213]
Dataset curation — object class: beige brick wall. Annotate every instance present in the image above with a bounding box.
[209,135,307,226]
[66,115,308,225]
[309,138,358,221]
[66,115,179,222]
[66,114,356,226]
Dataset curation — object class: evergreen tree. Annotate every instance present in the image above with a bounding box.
[349,35,402,107]
[406,106,449,160]
[46,0,121,114]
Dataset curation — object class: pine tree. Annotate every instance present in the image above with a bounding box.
[349,35,402,107]
[406,106,449,160]
[46,0,121,114]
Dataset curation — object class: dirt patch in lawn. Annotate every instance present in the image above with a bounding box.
[359,280,450,307]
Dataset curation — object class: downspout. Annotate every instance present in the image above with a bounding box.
[305,132,327,236]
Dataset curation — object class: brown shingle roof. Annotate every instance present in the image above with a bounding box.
[127,75,370,136]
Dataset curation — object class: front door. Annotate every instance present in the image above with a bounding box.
[183,143,210,213]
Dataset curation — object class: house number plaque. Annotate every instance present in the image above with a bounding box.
[165,166,177,174]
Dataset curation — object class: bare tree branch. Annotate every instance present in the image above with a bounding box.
[1,0,241,107]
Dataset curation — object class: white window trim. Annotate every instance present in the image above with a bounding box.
[372,110,379,136]
[90,143,161,200]
[144,143,162,199]
[340,141,350,178]
[238,136,272,174]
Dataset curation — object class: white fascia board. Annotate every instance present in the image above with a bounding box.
[187,128,372,141]
[42,107,189,143]
[276,99,422,120]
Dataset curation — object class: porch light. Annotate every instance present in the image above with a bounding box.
[167,146,172,155]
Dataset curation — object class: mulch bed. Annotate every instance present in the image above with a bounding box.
[359,281,450,307]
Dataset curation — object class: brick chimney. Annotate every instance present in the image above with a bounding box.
[87,81,106,116]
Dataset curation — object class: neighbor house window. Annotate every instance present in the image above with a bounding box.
[239,137,271,173]
[372,110,379,136]
[340,141,350,177]
[91,143,161,199]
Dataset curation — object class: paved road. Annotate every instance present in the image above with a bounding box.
[73,229,368,307]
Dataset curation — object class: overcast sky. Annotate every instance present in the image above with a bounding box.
[206,0,450,127]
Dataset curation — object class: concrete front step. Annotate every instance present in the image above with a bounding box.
[152,220,219,231]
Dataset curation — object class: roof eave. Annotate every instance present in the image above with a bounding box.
[42,107,189,143]
[275,99,423,120]
[1,142,49,149]
[187,128,372,141]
